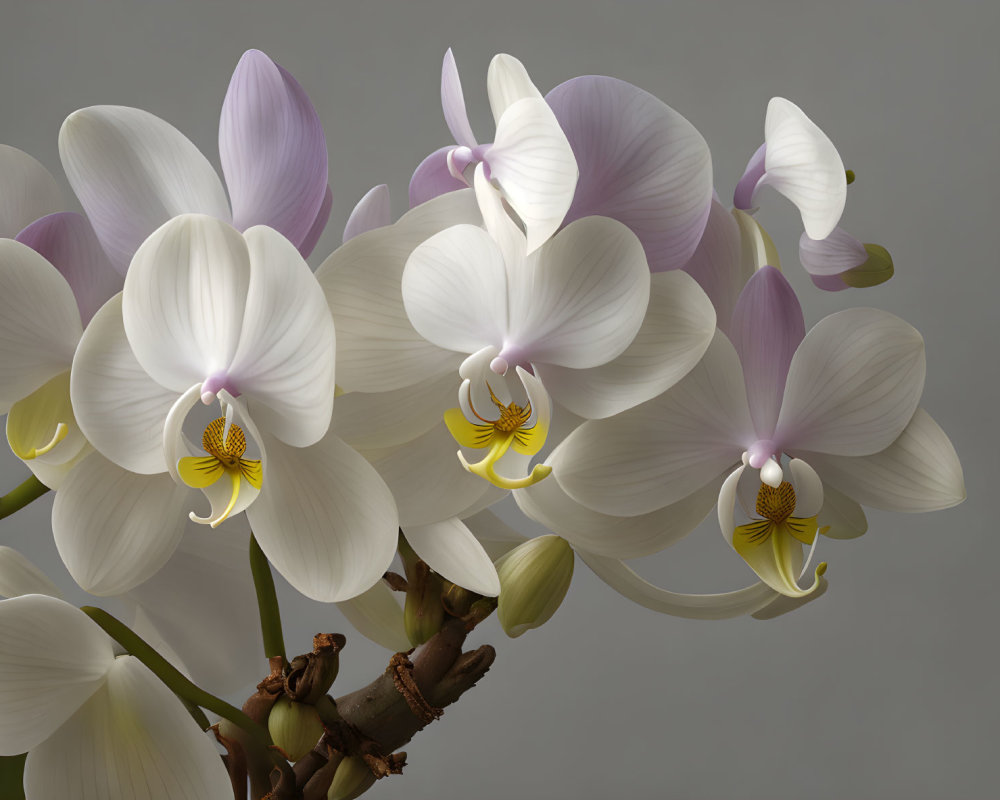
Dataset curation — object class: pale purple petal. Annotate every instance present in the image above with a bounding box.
[810,272,849,291]
[729,266,805,440]
[409,145,468,207]
[546,76,713,272]
[16,212,123,326]
[220,49,328,249]
[343,184,391,243]
[799,227,867,276]
[441,48,477,148]
[733,142,766,210]
[299,184,332,258]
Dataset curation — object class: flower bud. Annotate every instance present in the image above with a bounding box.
[404,571,445,647]
[495,535,574,638]
[267,696,324,762]
[840,243,894,288]
[328,755,376,800]
[285,633,346,704]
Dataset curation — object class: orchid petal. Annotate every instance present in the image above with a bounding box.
[123,214,250,393]
[798,408,965,512]
[775,308,926,456]
[409,146,469,207]
[554,331,751,515]
[220,50,328,250]
[758,97,847,240]
[247,431,398,602]
[15,212,122,326]
[732,208,781,271]
[0,595,114,755]
[0,144,62,237]
[798,227,867,276]
[441,48,478,148]
[546,76,713,271]
[509,216,649,369]
[516,467,723,559]
[405,518,501,596]
[473,163,526,270]
[125,517,260,696]
[750,577,830,620]
[682,199,751,335]
[462,509,528,560]
[535,270,715,419]
[317,190,478,391]
[24,655,232,799]
[336,581,409,652]
[788,458,823,517]
[402,223,509,354]
[7,370,87,470]
[816,483,868,540]
[0,239,81,411]
[298,184,333,259]
[487,97,578,253]
[0,549,61,599]
[729,266,805,439]
[486,53,543,124]
[71,294,177,474]
[343,184,391,243]
[59,106,231,273]
[227,225,336,447]
[52,453,189,596]
[580,552,778,619]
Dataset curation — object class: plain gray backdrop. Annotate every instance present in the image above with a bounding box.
[1,2,997,798]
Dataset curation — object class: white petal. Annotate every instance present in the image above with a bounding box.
[776,308,926,456]
[59,106,231,272]
[52,453,189,596]
[508,216,650,369]
[816,483,868,540]
[553,331,751,515]
[123,214,250,393]
[0,549,61,599]
[0,595,114,755]
[336,581,409,652]
[580,552,778,619]
[535,270,715,418]
[798,227,867,275]
[227,225,336,447]
[787,458,823,517]
[486,53,543,124]
[316,190,479,391]
[759,97,847,240]
[0,144,62,238]
[516,468,723,559]
[462,509,528,560]
[487,97,578,253]
[71,293,178,474]
[6,370,87,468]
[330,372,456,450]
[441,48,477,148]
[473,164,526,270]
[125,517,261,696]
[0,239,81,411]
[402,223,509,354]
[343,184,392,242]
[23,655,232,800]
[247,432,398,602]
[21,442,93,491]
[797,408,965,512]
[404,518,501,596]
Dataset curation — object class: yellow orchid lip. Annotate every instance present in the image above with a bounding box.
[178,416,262,528]
[444,381,551,491]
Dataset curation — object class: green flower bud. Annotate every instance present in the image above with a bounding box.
[495,535,574,638]
[328,755,376,800]
[267,696,324,762]
[404,571,445,646]
[840,243,894,288]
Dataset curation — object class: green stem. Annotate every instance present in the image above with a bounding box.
[80,606,270,746]
[249,534,287,664]
[0,475,50,520]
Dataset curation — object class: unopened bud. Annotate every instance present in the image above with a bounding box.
[441,581,473,617]
[285,633,346,704]
[840,243,894,288]
[267,696,324,762]
[495,535,574,638]
[404,570,445,646]
[328,756,376,800]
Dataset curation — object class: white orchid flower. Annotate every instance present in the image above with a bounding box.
[409,49,578,253]
[67,214,398,603]
[0,594,231,799]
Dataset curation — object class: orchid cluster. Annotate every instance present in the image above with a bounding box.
[0,47,963,800]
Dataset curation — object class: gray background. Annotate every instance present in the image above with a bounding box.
[1,2,998,798]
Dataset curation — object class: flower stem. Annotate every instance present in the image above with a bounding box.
[80,606,270,746]
[0,475,49,520]
[249,534,287,664]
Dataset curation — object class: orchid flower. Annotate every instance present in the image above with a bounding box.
[0,594,231,799]
[733,97,847,240]
[67,214,398,603]
[409,49,578,253]
[58,49,331,274]
[523,265,962,600]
